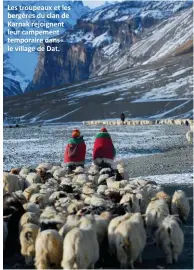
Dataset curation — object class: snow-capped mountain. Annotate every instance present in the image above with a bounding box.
[27,0,193,92]
[3,0,90,96]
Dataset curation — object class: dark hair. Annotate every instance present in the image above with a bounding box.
[3,193,25,215]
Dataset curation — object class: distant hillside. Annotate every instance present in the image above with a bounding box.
[27,0,193,93]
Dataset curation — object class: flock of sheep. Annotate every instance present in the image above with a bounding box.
[3,162,190,269]
[84,119,194,144]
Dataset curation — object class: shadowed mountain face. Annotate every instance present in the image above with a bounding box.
[3,1,193,123]
[3,0,90,96]
[3,50,193,124]
[26,1,193,93]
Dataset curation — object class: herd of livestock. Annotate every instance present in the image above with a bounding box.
[3,161,190,269]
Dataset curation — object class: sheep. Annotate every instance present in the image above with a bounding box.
[30,191,52,209]
[67,200,85,214]
[35,229,63,269]
[10,168,20,174]
[19,212,40,230]
[36,162,53,172]
[49,191,67,205]
[3,221,8,250]
[117,163,129,180]
[133,189,150,214]
[155,215,184,265]
[107,178,128,189]
[53,168,68,180]
[114,213,147,268]
[3,172,26,193]
[19,223,39,265]
[61,215,99,269]
[23,184,40,201]
[26,173,41,185]
[97,185,107,195]
[145,199,170,232]
[171,190,190,223]
[49,165,62,174]
[120,193,141,213]
[3,194,25,255]
[88,165,100,184]
[59,215,81,238]
[90,194,107,207]
[23,202,40,215]
[13,190,27,205]
[144,183,163,200]
[39,219,64,232]
[155,191,171,208]
[108,213,133,256]
[19,167,30,178]
[98,174,110,185]
[94,211,112,246]
[82,183,95,195]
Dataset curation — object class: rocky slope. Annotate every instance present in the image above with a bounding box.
[3,0,90,96]
[3,49,193,123]
[27,0,193,92]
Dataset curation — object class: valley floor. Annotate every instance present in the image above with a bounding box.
[3,124,193,269]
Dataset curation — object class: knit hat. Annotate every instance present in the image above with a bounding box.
[72,129,81,138]
[100,127,108,132]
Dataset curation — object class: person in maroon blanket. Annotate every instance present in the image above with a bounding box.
[92,127,116,168]
[64,129,86,174]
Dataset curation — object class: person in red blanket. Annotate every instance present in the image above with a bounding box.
[92,127,116,168]
[64,129,86,174]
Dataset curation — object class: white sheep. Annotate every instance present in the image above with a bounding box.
[23,202,40,215]
[59,215,81,238]
[19,167,30,178]
[30,191,52,209]
[88,165,99,184]
[53,168,68,180]
[98,174,110,185]
[107,178,128,189]
[133,189,150,214]
[155,191,171,207]
[171,190,190,223]
[94,212,112,246]
[20,223,39,265]
[61,215,99,269]
[3,172,27,193]
[23,184,40,201]
[120,193,141,213]
[145,199,170,232]
[26,173,41,185]
[155,215,184,264]
[49,165,62,175]
[97,185,107,195]
[19,212,40,230]
[35,229,63,269]
[117,163,129,180]
[36,163,53,172]
[108,213,132,256]
[40,206,57,220]
[115,213,147,268]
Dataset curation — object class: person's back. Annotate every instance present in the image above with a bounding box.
[92,127,116,168]
[64,129,86,173]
